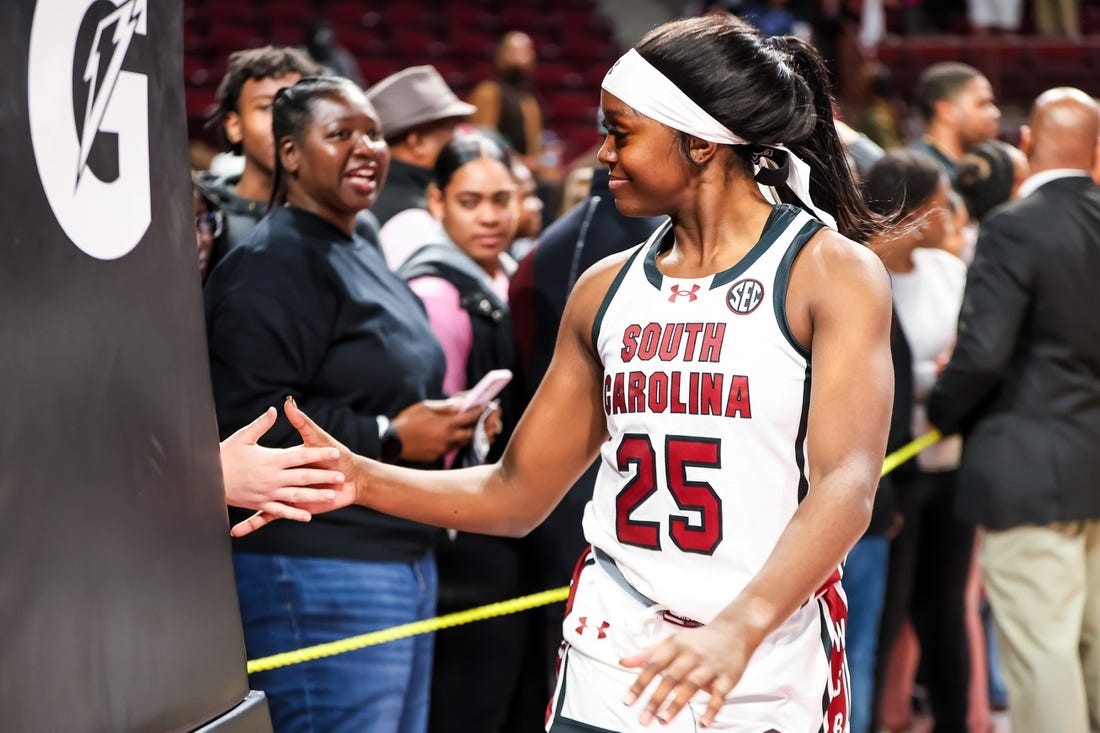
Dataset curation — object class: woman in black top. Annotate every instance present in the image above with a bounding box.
[204,76,482,733]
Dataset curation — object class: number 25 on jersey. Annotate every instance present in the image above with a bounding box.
[615,433,723,555]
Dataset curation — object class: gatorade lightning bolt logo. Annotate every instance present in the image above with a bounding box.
[77,0,146,184]
[28,0,152,260]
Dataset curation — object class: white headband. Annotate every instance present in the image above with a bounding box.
[601,49,838,230]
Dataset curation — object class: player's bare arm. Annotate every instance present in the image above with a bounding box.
[247,252,633,540]
[621,230,894,727]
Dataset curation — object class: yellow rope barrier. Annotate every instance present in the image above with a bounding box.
[247,430,943,673]
[247,587,570,674]
[881,429,941,477]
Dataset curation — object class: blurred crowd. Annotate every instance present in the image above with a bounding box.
[188,5,1100,733]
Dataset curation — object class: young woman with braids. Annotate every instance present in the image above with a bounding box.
[244,17,894,732]
[203,76,485,733]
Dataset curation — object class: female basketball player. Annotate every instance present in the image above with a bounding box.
[243,15,893,732]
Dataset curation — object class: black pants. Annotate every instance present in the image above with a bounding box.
[502,467,599,733]
[429,533,526,733]
[875,469,976,733]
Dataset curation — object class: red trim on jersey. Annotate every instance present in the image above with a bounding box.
[546,642,568,727]
[815,567,841,598]
[818,579,850,733]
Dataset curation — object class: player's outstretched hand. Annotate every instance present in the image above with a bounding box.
[221,406,346,537]
[620,621,753,728]
[283,396,362,508]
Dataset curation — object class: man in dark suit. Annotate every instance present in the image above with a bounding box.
[928,87,1100,733]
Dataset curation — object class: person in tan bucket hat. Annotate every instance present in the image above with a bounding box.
[367,65,476,227]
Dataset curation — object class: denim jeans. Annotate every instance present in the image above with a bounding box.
[844,536,890,733]
[233,552,437,733]
[981,597,1009,708]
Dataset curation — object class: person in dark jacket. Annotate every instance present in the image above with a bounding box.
[366,66,475,229]
[928,87,1100,733]
[204,76,483,733]
[202,46,319,249]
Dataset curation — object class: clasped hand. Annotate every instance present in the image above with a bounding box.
[221,406,345,534]
[226,395,491,537]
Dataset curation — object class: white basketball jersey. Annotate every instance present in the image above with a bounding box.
[584,204,827,624]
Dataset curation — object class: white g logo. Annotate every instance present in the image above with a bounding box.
[28,0,150,260]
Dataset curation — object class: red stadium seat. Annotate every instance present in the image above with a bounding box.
[269,24,304,47]
[551,91,599,125]
[338,27,391,57]
[185,87,218,122]
[202,0,258,27]
[265,1,313,28]
[178,0,700,169]
[385,4,438,31]
[358,58,403,86]
[561,9,614,40]
[444,7,499,36]
[209,24,266,55]
[183,22,208,55]
[908,36,966,68]
[446,29,497,63]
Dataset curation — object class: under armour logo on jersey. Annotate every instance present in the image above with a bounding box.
[726,278,765,315]
[668,284,700,303]
[575,616,609,638]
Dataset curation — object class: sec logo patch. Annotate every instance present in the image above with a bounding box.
[726,278,764,315]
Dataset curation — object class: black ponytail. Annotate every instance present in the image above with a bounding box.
[634,15,888,243]
[768,35,884,243]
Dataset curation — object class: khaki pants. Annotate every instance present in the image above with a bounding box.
[981,521,1100,733]
[1034,0,1080,36]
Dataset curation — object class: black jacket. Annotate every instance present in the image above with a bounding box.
[200,171,383,251]
[370,159,433,227]
[205,206,446,561]
[928,175,1100,529]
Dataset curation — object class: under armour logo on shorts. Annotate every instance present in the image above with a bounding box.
[575,616,610,638]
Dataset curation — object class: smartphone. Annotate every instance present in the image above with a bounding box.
[459,368,513,412]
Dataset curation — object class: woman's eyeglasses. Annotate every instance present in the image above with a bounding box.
[196,210,224,238]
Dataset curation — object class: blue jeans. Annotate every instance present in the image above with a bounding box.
[981,597,1009,708]
[233,552,437,733]
[844,536,890,733]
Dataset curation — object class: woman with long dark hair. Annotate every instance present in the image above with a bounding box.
[250,16,894,732]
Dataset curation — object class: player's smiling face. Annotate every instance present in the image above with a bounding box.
[598,90,692,218]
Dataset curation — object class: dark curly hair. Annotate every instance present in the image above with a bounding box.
[208,46,321,153]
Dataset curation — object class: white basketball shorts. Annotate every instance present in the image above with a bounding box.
[546,550,850,733]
